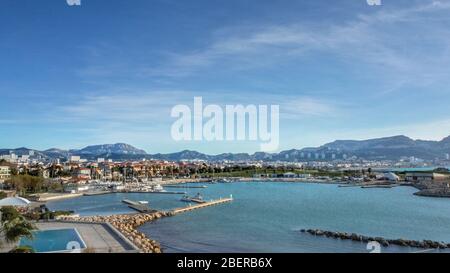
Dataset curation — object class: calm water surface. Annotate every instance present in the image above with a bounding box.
[47,182,450,253]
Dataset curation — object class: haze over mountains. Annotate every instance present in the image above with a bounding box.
[1,135,450,162]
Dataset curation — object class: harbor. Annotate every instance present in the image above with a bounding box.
[49,194,235,253]
[25,181,450,253]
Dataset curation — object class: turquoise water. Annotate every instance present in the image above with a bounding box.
[47,182,450,253]
[19,228,86,253]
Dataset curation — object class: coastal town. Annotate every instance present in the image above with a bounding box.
[2,0,450,265]
[1,147,450,253]
[0,148,450,199]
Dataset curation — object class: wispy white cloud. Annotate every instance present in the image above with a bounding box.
[145,0,450,93]
[60,90,340,124]
[281,97,338,118]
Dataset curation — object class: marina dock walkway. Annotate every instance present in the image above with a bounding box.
[122,199,157,213]
[171,196,233,214]
[164,185,207,189]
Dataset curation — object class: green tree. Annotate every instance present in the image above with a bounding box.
[8,246,35,253]
[5,175,44,194]
[0,206,20,222]
[1,216,35,243]
[0,191,7,199]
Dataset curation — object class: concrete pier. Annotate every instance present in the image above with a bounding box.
[171,196,233,214]
[164,185,208,189]
[122,199,156,213]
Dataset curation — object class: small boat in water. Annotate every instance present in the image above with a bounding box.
[151,184,166,192]
[217,179,232,183]
[138,201,149,205]
[194,192,203,200]
[180,195,192,202]
[180,192,204,203]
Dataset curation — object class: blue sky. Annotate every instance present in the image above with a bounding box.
[1,0,450,154]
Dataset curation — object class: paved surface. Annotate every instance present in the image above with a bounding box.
[0,239,16,253]
[35,222,138,253]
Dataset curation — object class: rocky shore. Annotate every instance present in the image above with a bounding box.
[300,229,450,249]
[414,188,450,198]
[413,181,450,198]
[60,211,174,253]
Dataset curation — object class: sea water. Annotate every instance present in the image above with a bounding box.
[48,182,450,253]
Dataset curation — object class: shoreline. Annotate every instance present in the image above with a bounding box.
[59,211,174,253]
[47,181,450,253]
[40,179,449,205]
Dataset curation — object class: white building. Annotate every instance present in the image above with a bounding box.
[383,172,400,182]
[298,173,312,179]
[406,172,449,183]
[0,165,11,183]
[0,196,31,207]
[64,184,90,193]
[283,172,296,178]
[69,155,81,162]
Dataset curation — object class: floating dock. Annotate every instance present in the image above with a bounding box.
[125,191,186,195]
[164,185,208,189]
[122,199,157,213]
[128,204,157,213]
[171,196,233,214]
[361,185,395,189]
[83,191,113,196]
[189,198,206,204]
[122,199,140,205]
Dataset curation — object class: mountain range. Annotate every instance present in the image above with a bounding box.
[1,135,450,162]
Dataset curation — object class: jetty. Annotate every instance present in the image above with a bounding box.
[361,185,396,189]
[122,199,141,205]
[171,196,233,214]
[122,199,157,213]
[189,198,206,204]
[164,185,208,189]
[84,191,113,196]
[125,191,186,195]
[300,228,450,250]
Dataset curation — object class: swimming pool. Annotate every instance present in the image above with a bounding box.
[19,228,87,253]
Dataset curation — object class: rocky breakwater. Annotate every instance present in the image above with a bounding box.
[60,211,174,253]
[300,229,450,250]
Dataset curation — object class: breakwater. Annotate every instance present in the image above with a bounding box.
[301,229,450,249]
[414,188,450,198]
[56,198,233,253]
[59,211,174,253]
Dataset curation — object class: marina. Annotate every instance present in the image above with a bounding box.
[33,181,450,253]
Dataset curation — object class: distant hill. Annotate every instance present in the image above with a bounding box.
[320,135,447,160]
[72,143,147,156]
[1,135,450,162]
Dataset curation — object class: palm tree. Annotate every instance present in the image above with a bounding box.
[1,215,35,244]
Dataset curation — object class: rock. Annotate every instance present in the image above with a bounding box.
[380,239,389,247]
[350,233,360,241]
[315,230,324,236]
[438,242,447,249]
